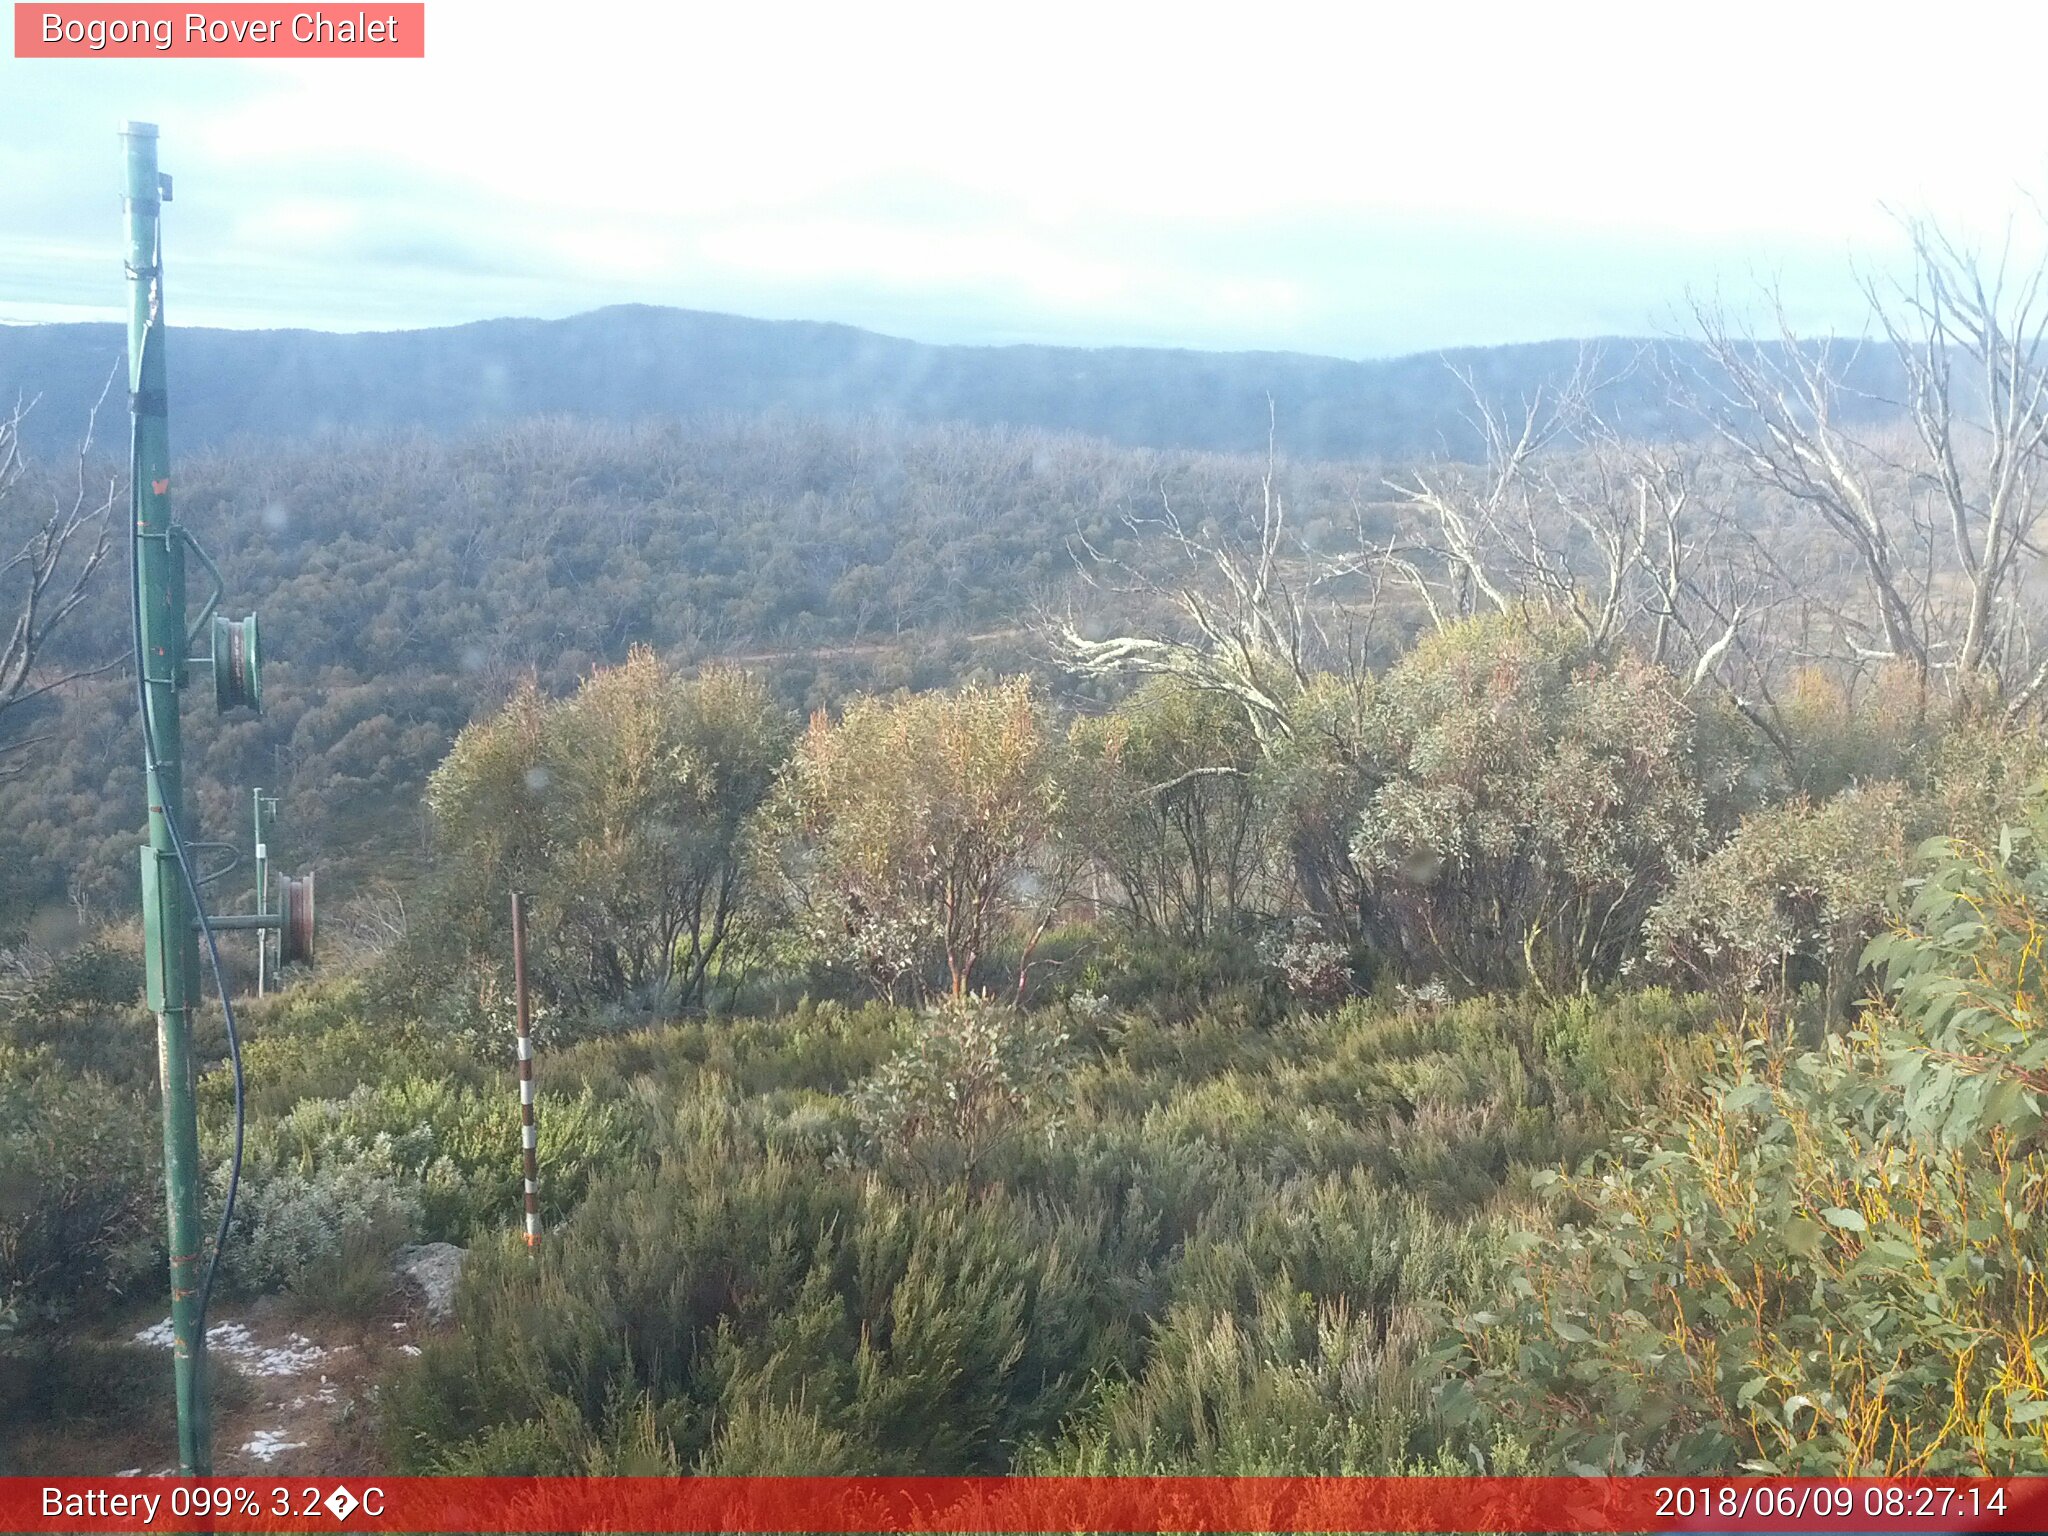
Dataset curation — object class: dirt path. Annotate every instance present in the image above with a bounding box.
[98,1301,428,1476]
[47,1302,428,1482]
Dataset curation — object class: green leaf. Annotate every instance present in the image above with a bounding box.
[1784,1217,1823,1258]
[1821,1207,1867,1232]
[1722,1083,1772,1114]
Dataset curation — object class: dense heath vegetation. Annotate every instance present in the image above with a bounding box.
[9,605,2048,1474]
[13,260,2048,1473]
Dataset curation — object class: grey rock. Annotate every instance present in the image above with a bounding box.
[393,1243,467,1322]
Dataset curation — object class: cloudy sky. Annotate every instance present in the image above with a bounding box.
[5,1,2048,355]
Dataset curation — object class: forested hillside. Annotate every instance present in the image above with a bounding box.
[0,415,1408,931]
[0,305,1909,461]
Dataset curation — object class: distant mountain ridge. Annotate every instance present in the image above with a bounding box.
[0,303,1884,462]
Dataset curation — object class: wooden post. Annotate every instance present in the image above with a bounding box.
[510,891,540,1249]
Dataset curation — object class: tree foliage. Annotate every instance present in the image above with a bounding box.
[1643,782,1911,1014]
[766,677,1065,1001]
[1445,807,2048,1474]
[1349,615,1740,991]
[425,648,788,1012]
[1064,680,1269,940]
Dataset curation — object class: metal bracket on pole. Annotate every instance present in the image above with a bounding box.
[182,530,225,650]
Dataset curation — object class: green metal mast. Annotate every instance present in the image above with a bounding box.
[123,119,211,1478]
[118,123,312,1477]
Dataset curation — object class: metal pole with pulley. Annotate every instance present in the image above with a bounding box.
[122,118,214,1479]
[123,121,317,1477]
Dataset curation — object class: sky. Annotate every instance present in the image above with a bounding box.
[5,1,2048,356]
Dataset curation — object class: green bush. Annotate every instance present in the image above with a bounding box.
[1441,810,2048,1474]
[1080,928,1281,1026]
[853,999,1073,1184]
[547,997,905,1101]
[382,1131,1127,1475]
[215,1073,645,1247]
[0,1337,255,1472]
[1033,1173,1514,1475]
[1643,782,1909,1016]
[0,1045,160,1323]
[0,939,154,1088]
[212,1160,420,1302]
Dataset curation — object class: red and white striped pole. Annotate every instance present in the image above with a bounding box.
[510,890,540,1250]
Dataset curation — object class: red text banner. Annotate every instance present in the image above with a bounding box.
[7,1477,2048,1533]
[13,4,424,57]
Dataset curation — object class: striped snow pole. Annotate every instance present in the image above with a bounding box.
[510,891,540,1249]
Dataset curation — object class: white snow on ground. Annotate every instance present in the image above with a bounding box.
[240,1429,309,1462]
[132,1318,337,1377]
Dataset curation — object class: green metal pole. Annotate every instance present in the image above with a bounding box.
[123,119,212,1478]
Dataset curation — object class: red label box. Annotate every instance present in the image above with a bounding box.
[13,3,424,56]
[7,1477,2048,1534]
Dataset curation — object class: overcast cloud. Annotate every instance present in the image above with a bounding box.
[5,1,2048,355]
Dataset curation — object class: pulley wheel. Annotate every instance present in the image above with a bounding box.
[213,612,261,713]
[278,871,315,966]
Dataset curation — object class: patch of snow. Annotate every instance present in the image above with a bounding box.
[240,1429,308,1463]
[133,1318,337,1377]
[399,1344,421,1356]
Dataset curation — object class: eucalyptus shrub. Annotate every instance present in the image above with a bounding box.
[1349,616,1743,993]
[1442,809,2048,1474]
[1063,678,1273,941]
[1642,782,1909,1015]
[424,650,789,1013]
[763,676,1065,1002]
[852,998,1073,1183]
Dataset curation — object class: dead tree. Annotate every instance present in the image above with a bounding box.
[1384,349,1766,699]
[1051,408,1340,749]
[1687,217,2048,720]
[0,386,120,779]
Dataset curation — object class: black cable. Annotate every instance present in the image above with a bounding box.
[128,242,245,1338]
